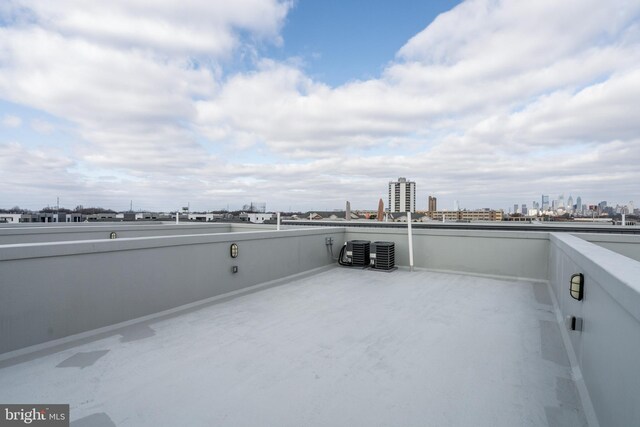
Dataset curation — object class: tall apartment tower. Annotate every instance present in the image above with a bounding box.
[428,196,437,212]
[388,177,416,213]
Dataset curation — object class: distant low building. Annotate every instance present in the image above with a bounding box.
[0,214,22,223]
[188,213,223,222]
[424,210,504,222]
[136,212,160,220]
[86,213,117,221]
[122,213,137,221]
[15,213,81,223]
[170,213,188,221]
[21,213,54,223]
[504,215,536,222]
[241,213,275,224]
[390,212,425,222]
[300,211,362,221]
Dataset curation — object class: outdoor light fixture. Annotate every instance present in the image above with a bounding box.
[109,232,117,239]
[230,243,239,258]
[570,273,584,301]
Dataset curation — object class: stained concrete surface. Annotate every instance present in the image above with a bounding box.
[56,350,110,369]
[0,268,586,426]
[119,325,156,343]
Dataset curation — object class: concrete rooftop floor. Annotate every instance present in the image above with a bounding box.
[0,268,586,426]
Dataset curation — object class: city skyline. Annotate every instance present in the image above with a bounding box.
[1,1,639,212]
[1,189,635,215]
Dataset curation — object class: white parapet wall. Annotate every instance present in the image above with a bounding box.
[0,223,233,245]
[549,233,640,427]
[2,223,640,427]
[346,227,550,281]
[0,225,552,357]
[574,233,640,263]
[0,227,345,356]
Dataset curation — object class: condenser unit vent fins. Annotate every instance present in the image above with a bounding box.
[350,240,370,266]
[371,241,395,270]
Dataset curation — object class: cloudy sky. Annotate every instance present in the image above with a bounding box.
[1,0,639,212]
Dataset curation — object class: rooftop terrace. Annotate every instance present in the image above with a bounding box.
[1,223,639,426]
[1,268,585,426]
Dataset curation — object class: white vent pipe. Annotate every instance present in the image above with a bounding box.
[407,214,414,271]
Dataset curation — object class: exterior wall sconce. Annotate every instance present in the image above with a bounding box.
[570,273,584,301]
[230,243,239,258]
[109,232,117,239]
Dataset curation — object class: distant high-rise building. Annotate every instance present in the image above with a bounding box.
[388,177,416,213]
[454,200,460,211]
[576,196,582,214]
[513,204,519,214]
[521,204,528,215]
[628,201,635,214]
[541,195,549,210]
[558,194,565,209]
[428,196,437,212]
[567,195,574,211]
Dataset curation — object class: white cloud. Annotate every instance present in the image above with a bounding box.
[195,0,640,160]
[0,27,214,123]
[0,142,78,197]
[14,0,291,57]
[0,0,639,210]
[2,114,22,128]
[0,0,290,165]
[30,118,55,134]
